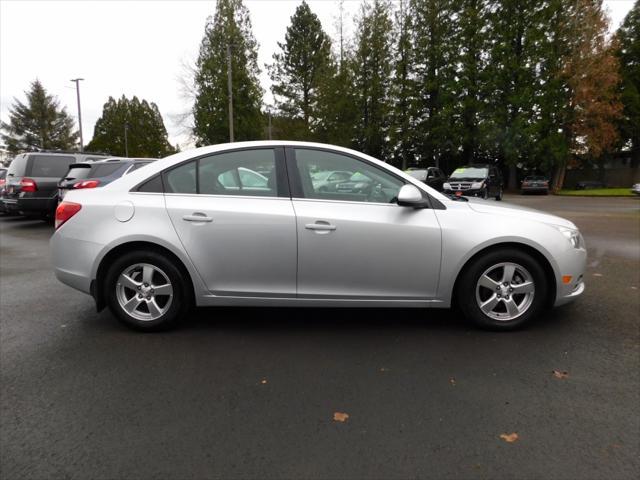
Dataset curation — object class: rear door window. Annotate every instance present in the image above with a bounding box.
[29,155,75,178]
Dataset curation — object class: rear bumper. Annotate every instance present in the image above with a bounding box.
[1,199,19,213]
[17,196,57,214]
[521,187,548,193]
[50,230,103,295]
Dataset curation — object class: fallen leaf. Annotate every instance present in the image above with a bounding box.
[333,412,349,422]
[499,432,519,443]
[260,379,267,384]
[449,377,456,386]
[593,273,603,277]
[552,370,569,379]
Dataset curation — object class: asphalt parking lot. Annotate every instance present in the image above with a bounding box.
[1,194,639,480]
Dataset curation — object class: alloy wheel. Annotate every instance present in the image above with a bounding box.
[115,263,173,321]
[475,262,535,321]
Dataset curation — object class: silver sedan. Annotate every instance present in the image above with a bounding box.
[50,141,586,331]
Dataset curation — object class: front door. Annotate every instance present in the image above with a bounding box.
[288,148,442,300]
[164,147,297,297]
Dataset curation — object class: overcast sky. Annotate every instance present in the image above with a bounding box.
[0,0,635,149]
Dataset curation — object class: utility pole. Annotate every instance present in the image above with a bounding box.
[268,107,272,140]
[124,121,129,157]
[227,44,234,143]
[70,78,84,151]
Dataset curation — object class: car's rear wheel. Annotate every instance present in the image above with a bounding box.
[457,248,548,330]
[104,250,192,331]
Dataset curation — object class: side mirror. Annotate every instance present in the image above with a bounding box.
[397,184,428,208]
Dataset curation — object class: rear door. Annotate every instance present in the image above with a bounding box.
[164,147,297,297]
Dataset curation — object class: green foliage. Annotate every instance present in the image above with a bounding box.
[352,0,394,160]
[86,96,174,158]
[409,0,459,169]
[1,79,78,153]
[269,1,333,139]
[192,0,263,145]
[616,1,640,165]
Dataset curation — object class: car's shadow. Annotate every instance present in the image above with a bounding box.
[86,302,574,336]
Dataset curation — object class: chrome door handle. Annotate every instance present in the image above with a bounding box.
[182,213,213,223]
[305,222,336,232]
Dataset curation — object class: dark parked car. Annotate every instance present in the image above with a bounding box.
[0,168,7,214]
[521,175,549,194]
[406,167,447,191]
[1,152,109,218]
[575,180,605,190]
[443,164,503,200]
[57,158,156,201]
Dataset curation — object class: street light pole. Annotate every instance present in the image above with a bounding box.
[70,78,84,151]
[227,44,234,143]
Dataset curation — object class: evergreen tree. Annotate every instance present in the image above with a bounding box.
[454,0,492,165]
[269,1,333,139]
[352,0,394,160]
[409,0,459,170]
[86,96,175,158]
[485,0,545,188]
[1,79,78,153]
[192,0,263,145]
[315,0,358,148]
[389,0,415,168]
[616,0,640,168]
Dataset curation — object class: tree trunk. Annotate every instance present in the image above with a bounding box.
[508,164,518,191]
[552,161,566,192]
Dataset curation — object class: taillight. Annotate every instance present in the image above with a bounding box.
[73,180,100,189]
[55,201,82,229]
[20,178,37,192]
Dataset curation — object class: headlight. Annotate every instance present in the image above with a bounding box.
[558,226,584,249]
[443,183,451,189]
[471,182,484,189]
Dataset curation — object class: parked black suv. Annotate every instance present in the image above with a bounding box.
[406,167,447,191]
[444,164,503,200]
[57,158,156,201]
[1,152,108,218]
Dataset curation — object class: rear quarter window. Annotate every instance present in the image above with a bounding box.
[29,155,75,178]
[89,163,126,177]
[7,155,28,176]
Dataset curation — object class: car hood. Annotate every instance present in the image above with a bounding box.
[465,197,577,229]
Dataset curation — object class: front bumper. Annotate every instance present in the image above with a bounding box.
[553,246,587,307]
[443,188,485,197]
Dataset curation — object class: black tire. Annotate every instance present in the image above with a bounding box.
[456,248,549,330]
[104,250,192,331]
[482,189,489,200]
[495,188,503,201]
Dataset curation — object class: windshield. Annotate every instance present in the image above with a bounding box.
[449,167,488,179]
[525,176,547,181]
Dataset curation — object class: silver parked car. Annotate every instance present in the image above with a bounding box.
[51,141,586,331]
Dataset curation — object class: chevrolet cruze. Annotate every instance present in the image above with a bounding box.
[50,141,586,331]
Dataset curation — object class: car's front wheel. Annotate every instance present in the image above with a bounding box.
[457,248,548,330]
[104,250,192,331]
